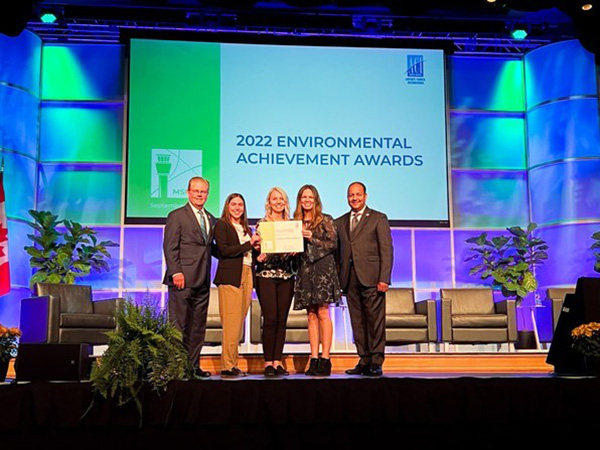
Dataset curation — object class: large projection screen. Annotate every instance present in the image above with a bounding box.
[126,37,449,226]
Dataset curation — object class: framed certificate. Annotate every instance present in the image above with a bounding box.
[258,220,304,253]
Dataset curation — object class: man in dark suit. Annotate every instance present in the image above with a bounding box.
[163,176,216,378]
[336,182,393,376]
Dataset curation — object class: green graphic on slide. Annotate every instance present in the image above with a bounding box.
[127,40,221,217]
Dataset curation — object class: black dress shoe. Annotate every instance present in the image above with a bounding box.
[193,367,212,379]
[264,365,277,377]
[366,364,383,377]
[275,365,289,376]
[345,364,370,376]
[221,367,246,378]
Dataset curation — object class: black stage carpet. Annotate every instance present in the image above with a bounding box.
[1,374,599,449]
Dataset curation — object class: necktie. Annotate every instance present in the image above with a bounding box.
[350,212,361,234]
[198,209,208,240]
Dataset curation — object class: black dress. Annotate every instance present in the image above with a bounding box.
[293,214,342,310]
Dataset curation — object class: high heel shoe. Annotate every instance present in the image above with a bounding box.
[317,357,331,376]
[305,357,319,376]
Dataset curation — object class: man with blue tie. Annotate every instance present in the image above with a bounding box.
[163,177,215,378]
[336,182,393,376]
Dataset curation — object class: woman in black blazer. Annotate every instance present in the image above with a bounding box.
[213,193,260,378]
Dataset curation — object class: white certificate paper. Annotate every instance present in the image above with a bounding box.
[258,220,304,253]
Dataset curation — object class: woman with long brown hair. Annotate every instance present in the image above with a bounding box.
[293,184,341,376]
[255,187,296,377]
[213,193,261,378]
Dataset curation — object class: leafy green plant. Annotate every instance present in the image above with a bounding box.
[24,209,118,286]
[592,231,600,273]
[90,296,191,418]
[465,223,549,304]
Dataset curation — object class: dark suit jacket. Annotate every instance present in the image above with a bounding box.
[163,203,216,289]
[213,219,255,288]
[335,207,393,290]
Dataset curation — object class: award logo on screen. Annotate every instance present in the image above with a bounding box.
[151,149,203,199]
[406,55,425,85]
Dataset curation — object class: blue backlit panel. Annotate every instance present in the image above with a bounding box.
[449,56,524,112]
[390,229,412,287]
[37,163,122,225]
[452,170,529,228]
[0,287,30,328]
[78,226,121,289]
[535,223,598,289]
[525,40,597,109]
[527,98,600,167]
[0,86,39,158]
[450,112,526,169]
[42,44,124,101]
[40,103,124,162]
[123,227,164,290]
[120,290,163,307]
[0,31,41,95]
[414,229,452,289]
[7,220,32,288]
[2,151,36,221]
[530,160,600,225]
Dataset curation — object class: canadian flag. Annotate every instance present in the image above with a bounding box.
[0,170,9,296]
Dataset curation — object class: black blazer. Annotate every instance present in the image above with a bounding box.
[163,203,216,289]
[213,219,255,288]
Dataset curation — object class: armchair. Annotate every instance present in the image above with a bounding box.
[440,288,517,344]
[385,288,437,344]
[20,283,124,345]
[545,287,576,332]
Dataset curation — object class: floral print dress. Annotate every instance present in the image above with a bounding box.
[293,214,342,310]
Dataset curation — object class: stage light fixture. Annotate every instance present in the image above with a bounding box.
[511,28,528,39]
[581,3,593,10]
[40,12,57,23]
[486,0,497,3]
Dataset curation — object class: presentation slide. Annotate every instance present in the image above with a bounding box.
[126,38,449,225]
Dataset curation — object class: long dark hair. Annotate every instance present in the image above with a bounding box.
[293,184,323,230]
[221,193,251,236]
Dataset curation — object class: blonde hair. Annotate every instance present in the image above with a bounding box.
[293,184,323,230]
[264,187,290,221]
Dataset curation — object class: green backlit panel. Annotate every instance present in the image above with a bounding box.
[450,112,526,169]
[37,164,122,224]
[40,103,123,162]
[452,170,529,228]
[41,44,124,101]
[449,56,525,112]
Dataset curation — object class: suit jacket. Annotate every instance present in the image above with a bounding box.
[213,219,255,288]
[163,203,216,289]
[335,207,393,290]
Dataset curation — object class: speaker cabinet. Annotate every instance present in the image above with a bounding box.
[16,343,91,381]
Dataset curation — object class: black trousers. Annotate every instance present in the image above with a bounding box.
[256,277,294,362]
[168,285,210,367]
[346,265,386,365]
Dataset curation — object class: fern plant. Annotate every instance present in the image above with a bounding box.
[90,296,191,418]
[465,223,549,304]
[24,209,118,286]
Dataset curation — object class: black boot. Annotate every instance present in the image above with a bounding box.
[317,357,332,376]
[305,357,319,376]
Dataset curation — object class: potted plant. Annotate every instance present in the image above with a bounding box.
[465,223,549,306]
[572,322,600,375]
[23,209,118,287]
[89,296,191,421]
[0,324,21,382]
[465,223,549,348]
[592,231,600,273]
